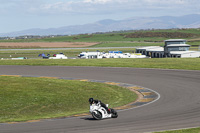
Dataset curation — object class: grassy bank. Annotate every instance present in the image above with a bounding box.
[154,127,200,133]
[90,42,163,47]
[0,58,200,70]
[0,76,137,123]
[0,29,200,45]
[0,29,199,49]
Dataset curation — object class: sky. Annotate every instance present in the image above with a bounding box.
[0,0,199,33]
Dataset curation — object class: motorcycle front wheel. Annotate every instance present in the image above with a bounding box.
[92,111,102,120]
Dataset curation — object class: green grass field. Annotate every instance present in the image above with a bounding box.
[154,127,200,133]
[0,33,165,43]
[0,29,199,50]
[0,58,200,70]
[0,76,137,123]
[1,29,200,45]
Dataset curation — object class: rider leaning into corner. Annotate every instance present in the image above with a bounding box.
[89,98,111,114]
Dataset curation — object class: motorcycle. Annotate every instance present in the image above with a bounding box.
[89,102,118,120]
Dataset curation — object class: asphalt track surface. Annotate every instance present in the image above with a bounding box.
[0,65,200,133]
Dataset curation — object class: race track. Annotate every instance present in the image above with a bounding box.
[0,65,200,133]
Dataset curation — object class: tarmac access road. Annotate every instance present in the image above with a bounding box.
[0,66,200,133]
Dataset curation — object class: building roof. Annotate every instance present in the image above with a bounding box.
[167,44,190,47]
[170,51,200,55]
[146,47,164,52]
[164,39,186,42]
[136,46,161,50]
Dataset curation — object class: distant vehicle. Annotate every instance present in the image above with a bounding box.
[109,51,123,54]
[49,54,68,59]
[38,53,46,57]
[102,52,147,58]
[39,53,51,59]
[120,53,147,58]
[78,51,147,59]
[78,52,103,59]
[11,57,27,60]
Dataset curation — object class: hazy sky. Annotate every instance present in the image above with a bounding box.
[0,0,199,33]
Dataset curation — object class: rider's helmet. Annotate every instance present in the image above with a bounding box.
[89,98,94,104]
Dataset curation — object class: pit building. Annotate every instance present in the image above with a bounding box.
[136,39,200,58]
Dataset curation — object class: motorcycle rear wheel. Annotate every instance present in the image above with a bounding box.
[111,109,118,118]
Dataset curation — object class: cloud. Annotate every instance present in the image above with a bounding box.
[0,0,44,15]
[36,0,199,14]
[0,0,199,16]
[83,0,113,4]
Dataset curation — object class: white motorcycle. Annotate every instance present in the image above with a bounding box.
[89,102,118,120]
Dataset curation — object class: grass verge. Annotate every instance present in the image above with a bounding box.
[0,76,137,123]
[0,58,200,70]
[154,127,200,133]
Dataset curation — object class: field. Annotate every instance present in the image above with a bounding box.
[154,127,200,133]
[0,76,137,122]
[0,42,98,48]
[0,58,200,70]
[0,29,200,48]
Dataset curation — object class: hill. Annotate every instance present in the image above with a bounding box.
[0,14,200,37]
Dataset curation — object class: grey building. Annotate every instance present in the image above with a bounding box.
[164,39,190,57]
[136,39,200,58]
[136,46,164,58]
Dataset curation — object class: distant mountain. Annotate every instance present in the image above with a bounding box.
[1,14,200,37]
